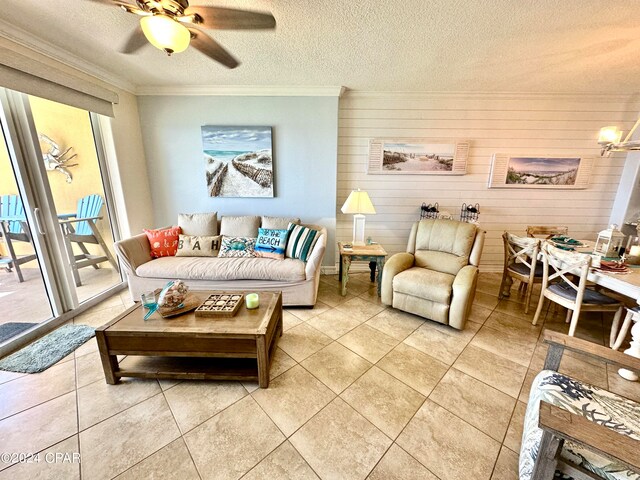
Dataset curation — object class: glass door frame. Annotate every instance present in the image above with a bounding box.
[0,90,127,357]
[90,111,123,259]
[0,88,71,314]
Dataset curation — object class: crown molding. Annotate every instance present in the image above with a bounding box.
[136,85,347,97]
[0,18,135,94]
[344,90,640,103]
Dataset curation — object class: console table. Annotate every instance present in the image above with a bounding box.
[338,242,387,296]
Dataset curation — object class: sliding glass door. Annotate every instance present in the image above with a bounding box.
[0,88,123,350]
[0,120,54,334]
[29,95,121,303]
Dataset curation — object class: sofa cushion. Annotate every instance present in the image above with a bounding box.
[178,212,217,236]
[218,237,257,258]
[255,228,289,259]
[220,216,260,237]
[393,267,455,304]
[176,234,221,257]
[135,256,306,282]
[261,216,300,230]
[143,226,181,258]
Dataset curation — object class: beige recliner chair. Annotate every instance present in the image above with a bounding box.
[381,219,485,330]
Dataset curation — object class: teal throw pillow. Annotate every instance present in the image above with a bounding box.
[255,228,289,259]
[285,223,320,262]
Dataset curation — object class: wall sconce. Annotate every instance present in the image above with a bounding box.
[598,119,640,156]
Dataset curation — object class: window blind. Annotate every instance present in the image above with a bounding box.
[0,47,118,117]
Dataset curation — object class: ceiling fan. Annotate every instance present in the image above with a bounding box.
[91,0,276,68]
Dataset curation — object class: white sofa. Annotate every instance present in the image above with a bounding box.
[115,224,327,306]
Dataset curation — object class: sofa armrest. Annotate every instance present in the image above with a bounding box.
[305,228,327,280]
[381,252,415,305]
[114,233,152,274]
[449,264,479,330]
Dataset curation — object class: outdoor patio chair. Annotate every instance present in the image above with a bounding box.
[59,194,118,286]
[0,194,37,282]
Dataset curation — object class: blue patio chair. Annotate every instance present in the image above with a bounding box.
[58,194,119,287]
[0,194,37,282]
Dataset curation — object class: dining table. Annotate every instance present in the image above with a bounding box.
[550,239,640,381]
[572,240,640,300]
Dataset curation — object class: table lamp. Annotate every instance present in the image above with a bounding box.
[341,189,376,245]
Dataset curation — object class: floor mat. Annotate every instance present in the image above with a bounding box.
[0,324,95,373]
[0,322,37,343]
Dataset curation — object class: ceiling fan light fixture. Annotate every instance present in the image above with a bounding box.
[140,14,190,55]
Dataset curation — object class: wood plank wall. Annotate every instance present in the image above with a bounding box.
[336,92,640,271]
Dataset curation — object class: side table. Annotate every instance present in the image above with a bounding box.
[338,242,388,296]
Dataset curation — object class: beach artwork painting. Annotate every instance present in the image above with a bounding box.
[367,138,469,175]
[488,154,591,189]
[382,142,455,172]
[201,126,273,197]
[506,157,580,186]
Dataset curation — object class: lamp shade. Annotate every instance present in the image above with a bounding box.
[341,189,376,215]
[140,14,191,54]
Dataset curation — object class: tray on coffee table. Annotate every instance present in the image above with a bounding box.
[195,292,244,317]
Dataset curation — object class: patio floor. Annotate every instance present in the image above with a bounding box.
[0,265,121,327]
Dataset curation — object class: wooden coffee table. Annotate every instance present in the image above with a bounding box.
[95,291,283,388]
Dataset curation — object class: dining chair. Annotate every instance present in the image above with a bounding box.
[59,194,119,287]
[498,232,541,314]
[526,225,569,239]
[0,194,37,282]
[532,243,624,339]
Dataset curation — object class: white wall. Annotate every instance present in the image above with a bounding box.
[136,95,339,264]
[102,89,154,238]
[337,92,640,270]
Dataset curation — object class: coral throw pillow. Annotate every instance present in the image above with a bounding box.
[143,226,182,258]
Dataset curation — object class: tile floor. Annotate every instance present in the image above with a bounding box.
[0,272,638,480]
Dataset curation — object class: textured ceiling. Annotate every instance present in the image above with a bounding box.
[1,0,640,93]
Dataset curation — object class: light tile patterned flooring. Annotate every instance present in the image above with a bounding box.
[0,272,638,480]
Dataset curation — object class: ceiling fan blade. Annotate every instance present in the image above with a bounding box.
[189,29,239,69]
[184,7,275,30]
[120,26,148,54]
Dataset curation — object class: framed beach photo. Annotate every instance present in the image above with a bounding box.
[201,126,274,197]
[488,154,593,189]
[367,138,469,175]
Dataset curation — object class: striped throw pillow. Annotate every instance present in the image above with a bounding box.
[286,223,320,262]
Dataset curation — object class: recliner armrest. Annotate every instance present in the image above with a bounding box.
[449,264,479,329]
[381,252,415,305]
